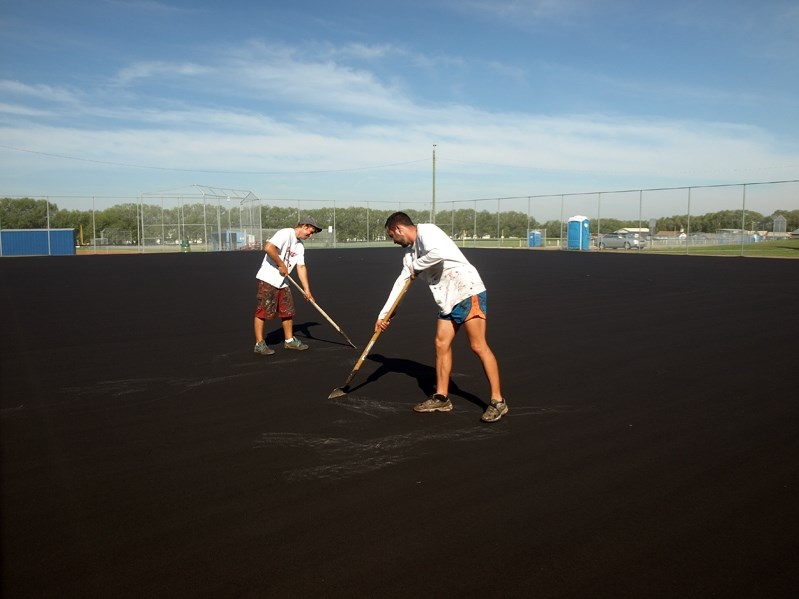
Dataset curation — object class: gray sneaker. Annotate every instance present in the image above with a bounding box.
[284,337,309,351]
[414,394,453,413]
[481,399,508,423]
[254,340,275,355]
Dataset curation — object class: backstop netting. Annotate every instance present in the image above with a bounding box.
[138,185,265,252]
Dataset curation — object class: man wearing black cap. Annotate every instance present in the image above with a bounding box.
[253,216,322,354]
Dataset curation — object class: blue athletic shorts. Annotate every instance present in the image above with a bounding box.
[439,291,487,324]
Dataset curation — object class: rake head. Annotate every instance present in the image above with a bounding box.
[327,387,349,400]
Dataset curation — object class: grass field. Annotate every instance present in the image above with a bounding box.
[74,237,799,258]
[466,237,799,257]
[645,238,799,258]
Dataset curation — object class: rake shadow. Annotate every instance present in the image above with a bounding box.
[346,353,486,408]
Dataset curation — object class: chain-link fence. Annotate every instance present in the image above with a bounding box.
[2,180,798,256]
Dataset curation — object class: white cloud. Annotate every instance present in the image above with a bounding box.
[215,41,419,121]
[0,102,55,117]
[102,0,203,15]
[451,0,596,24]
[2,105,794,183]
[113,61,212,86]
[333,42,397,61]
[0,80,81,105]
[1,35,797,204]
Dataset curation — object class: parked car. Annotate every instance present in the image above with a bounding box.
[596,232,645,250]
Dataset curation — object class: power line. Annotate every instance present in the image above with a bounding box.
[0,144,428,175]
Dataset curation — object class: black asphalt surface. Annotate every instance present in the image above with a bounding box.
[2,248,798,598]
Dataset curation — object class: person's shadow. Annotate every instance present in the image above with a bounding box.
[347,353,487,409]
[264,321,353,347]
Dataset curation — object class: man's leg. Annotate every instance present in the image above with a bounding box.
[281,316,308,350]
[278,287,305,347]
[462,317,502,401]
[413,319,457,413]
[434,319,458,397]
[254,281,276,353]
[254,316,265,343]
[281,317,293,341]
[253,315,275,355]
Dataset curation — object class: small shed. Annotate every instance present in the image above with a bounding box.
[0,229,76,256]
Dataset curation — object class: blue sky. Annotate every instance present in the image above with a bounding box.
[1,0,798,217]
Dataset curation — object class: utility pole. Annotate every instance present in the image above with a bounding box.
[431,144,436,223]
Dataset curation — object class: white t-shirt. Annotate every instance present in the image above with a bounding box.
[378,223,486,319]
[255,227,306,288]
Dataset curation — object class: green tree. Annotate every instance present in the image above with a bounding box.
[543,220,565,240]
[769,210,799,231]
[450,208,480,239]
[498,210,530,238]
[261,205,299,229]
[51,208,92,244]
[334,206,368,241]
[595,218,625,235]
[96,203,139,244]
[1,198,58,228]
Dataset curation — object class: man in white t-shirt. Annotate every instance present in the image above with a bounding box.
[375,212,508,423]
[253,216,321,354]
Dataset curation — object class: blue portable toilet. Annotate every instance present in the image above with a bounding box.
[527,230,542,247]
[567,216,590,251]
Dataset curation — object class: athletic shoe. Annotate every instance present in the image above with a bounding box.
[414,394,453,413]
[254,340,275,355]
[284,337,309,351]
[481,400,508,423]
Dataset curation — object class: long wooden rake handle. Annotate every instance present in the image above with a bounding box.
[329,277,412,397]
[287,275,357,348]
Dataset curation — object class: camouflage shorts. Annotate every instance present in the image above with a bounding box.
[255,281,295,320]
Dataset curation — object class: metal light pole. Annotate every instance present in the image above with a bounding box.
[431,144,436,223]
[226,196,232,249]
[740,184,747,256]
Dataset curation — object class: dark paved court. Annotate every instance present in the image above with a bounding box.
[2,248,798,598]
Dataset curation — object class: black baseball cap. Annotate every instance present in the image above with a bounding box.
[298,216,322,232]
